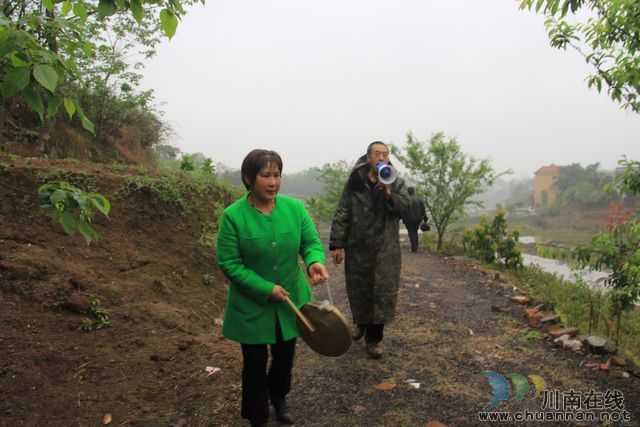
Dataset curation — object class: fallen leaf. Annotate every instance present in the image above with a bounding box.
[375,381,396,391]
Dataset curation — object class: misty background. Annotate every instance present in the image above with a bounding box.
[142,1,638,180]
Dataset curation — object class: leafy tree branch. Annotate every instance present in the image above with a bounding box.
[519,0,640,113]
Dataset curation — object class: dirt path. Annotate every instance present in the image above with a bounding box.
[2,158,638,427]
[282,246,640,427]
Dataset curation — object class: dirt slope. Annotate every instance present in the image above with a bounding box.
[1,158,638,426]
[0,158,242,426]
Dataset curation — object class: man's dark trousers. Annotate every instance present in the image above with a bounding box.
[405,222,420,252]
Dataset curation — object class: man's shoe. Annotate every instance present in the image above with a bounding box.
[366,343,383,359]
[272,397,295,424]
[352,325,365,341]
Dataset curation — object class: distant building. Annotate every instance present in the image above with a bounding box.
[533,164,561,206]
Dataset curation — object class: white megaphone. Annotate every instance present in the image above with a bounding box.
[376,162,398,185]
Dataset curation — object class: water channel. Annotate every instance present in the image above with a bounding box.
[518,236,611,295]
[521,253,609,288]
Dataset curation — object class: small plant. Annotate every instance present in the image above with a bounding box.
[111,163,127,172]
[44,284,67,310]
[38,181,111,245]
[547,246,556,259]
[180,155,195,171]
[79,299,110,331]
[52,296,67,310]
[199,222,217,248]
[522,330,542,341]
[463,208,523,269]
[201,158,215,175]
[557,248,568,261]
[536,245,547,258]
[203,273,214,286]
[496,314,516,325]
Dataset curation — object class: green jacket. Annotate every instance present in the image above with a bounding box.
[217,194,325,344]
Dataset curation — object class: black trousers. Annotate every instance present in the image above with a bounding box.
[358,324,384,344]
[240,327,296,426]
[405,222,420,252]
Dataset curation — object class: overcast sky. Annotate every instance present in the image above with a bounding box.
[141,0,639,178]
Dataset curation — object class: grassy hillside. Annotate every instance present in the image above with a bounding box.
[0,155,246,425]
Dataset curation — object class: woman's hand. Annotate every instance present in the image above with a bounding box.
[308,262,329,285]
[269,285,289,302]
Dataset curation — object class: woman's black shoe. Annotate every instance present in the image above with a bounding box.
[272,397,295,424]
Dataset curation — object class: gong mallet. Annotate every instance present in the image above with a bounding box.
[284,296,316,332]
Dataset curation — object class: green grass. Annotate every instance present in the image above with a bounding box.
[522,330,543,341]
[496,314,517,325]
[507,264,640,364]
[454,213,603,246]
[428,210,639,364]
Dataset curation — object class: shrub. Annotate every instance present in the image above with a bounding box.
[463,208,523,269]
[38,181,110,245]
[180,155,195,171]
[200,158,215,175]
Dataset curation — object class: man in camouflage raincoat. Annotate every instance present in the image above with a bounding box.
[329,141,409,359]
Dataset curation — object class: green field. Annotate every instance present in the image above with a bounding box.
[453,207,609,247]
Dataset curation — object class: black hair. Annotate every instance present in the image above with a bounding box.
[366,141,388,155]
[240,149,283,190]
[407,186,415,195]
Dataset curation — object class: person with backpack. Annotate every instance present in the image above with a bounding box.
[402,186,428,253]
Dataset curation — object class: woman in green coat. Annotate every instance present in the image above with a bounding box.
[216,149,328,427]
